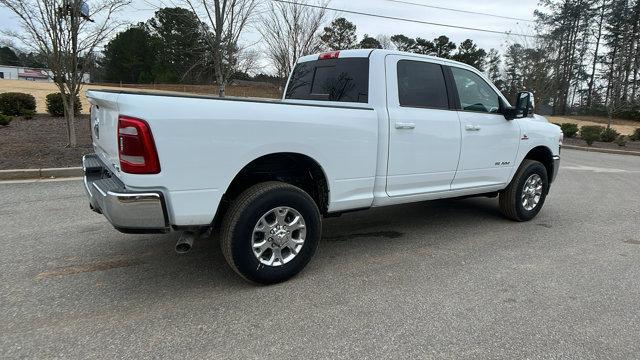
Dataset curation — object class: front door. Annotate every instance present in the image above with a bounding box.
[448,66,521,189]
[385,56,461,197]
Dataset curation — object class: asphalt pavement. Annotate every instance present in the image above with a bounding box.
[1,149,639,359]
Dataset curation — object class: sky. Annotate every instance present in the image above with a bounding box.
[0,0,540,70]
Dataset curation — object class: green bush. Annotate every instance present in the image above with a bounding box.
[630,128,640,141]
[599,127,620,142]
[45,92,82,117]
[560,123,579,138]
[0,92,36,116]
[0,113,12,126]
[615,135,627,147]
[580,125,605,146]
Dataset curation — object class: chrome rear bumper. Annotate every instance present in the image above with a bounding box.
[83,154,169,233]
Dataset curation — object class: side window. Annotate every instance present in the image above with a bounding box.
[285,58,369,103]
[397,60,448,109]
[450,67,499,113]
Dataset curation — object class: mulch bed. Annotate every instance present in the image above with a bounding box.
[563,137,640,152]
[0,115,92,170]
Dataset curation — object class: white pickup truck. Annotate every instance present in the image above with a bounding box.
[84,49,562,283]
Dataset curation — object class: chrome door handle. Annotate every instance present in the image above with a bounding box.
[395,122,415,129]
[465,124,481,131]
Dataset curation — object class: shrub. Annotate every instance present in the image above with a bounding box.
[46,92,82,117]
[560,123,579,138]
[21,108,36,119]
[0,113,11,126]
[580,125,605,146]
[599,127,620,142]
[630,128,640,141]
[0,92,36,116]
[615,135,627,147]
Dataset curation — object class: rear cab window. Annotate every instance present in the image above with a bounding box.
[285,57,370,103]
[397,60,449,109]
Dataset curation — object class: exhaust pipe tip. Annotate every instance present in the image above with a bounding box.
[176,232,195,254]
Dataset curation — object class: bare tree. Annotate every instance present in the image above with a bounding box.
[0,0,129,147]
[376,34,392,50]
[258,0,328,80]
[184,0,258,97]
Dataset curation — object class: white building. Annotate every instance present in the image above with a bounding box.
[0,64,90,83]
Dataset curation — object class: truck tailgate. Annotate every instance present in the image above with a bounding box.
[86,90,120,174]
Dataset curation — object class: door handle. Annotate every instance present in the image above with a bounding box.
[465,124,481,131]
[395,122,415,129]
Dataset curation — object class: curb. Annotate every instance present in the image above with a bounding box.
[563,145,640,157]
[0,167,83,180]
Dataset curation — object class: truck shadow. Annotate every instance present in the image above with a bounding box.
[52,197,506,296]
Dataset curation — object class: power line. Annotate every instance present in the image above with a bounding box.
[272,0,536,38]
[381,0,535,23]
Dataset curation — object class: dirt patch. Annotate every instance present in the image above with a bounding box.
[0,115,92,170]
[549,115,639,135]
[36,257,144,279]
[563,137,640,152]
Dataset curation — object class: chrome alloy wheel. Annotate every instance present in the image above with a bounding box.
[251,207,306,266]
[521,174,543,211]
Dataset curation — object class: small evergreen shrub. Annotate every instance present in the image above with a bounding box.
[599,127,620,142]
[630,128,640,141]
[615,135,627,147]
[0,92,36,116]
[0,113,11,126]
[21,108,35,119]
[580,125,605,146]
[560,123,579,138]
[46,93,82,116]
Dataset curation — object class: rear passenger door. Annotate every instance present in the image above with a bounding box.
[385,55,461,197]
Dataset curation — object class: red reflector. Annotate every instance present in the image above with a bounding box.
[319,51,340,60]
[117,115,160,174]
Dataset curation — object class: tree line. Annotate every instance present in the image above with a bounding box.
[2,0,640,149]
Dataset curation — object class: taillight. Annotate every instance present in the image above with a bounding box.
[318,51,340,60]
[117,115,160,174]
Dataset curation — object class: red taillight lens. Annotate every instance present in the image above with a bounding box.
[117,115,160,174]
[318,51,340,60]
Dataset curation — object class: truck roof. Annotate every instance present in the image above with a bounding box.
[298,49,476,70]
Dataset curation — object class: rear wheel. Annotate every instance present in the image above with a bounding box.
[499,160,549,221]
[220,181,321,284]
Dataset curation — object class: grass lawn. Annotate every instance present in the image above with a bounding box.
[0,79,280,115]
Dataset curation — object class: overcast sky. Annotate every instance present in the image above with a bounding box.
[1,0,539,63]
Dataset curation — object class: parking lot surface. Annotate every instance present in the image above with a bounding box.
[1,149,639,359]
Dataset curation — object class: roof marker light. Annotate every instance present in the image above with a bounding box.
[318,51,340,60]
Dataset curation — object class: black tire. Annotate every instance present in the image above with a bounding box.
[499,159,549,221]
[220,181,321,284]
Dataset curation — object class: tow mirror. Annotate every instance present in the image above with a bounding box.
[503,91,535,120]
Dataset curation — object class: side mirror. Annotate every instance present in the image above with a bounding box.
[516,91,535,118]
[502,91,535,120]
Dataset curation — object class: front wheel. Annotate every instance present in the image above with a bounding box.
[499,160,549,221]
[220,181,321,284]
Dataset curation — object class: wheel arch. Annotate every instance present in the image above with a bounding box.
[214,152,330,225]
[522,145,554,182]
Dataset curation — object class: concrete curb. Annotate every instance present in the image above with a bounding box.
[563,144,640,157]
[0,167,83,180]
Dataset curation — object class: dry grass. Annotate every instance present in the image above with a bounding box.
[548,116,639,135]
[0,79,281,115]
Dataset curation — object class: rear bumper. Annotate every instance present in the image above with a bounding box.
[83,154,169,233]
[551,154,560,183]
